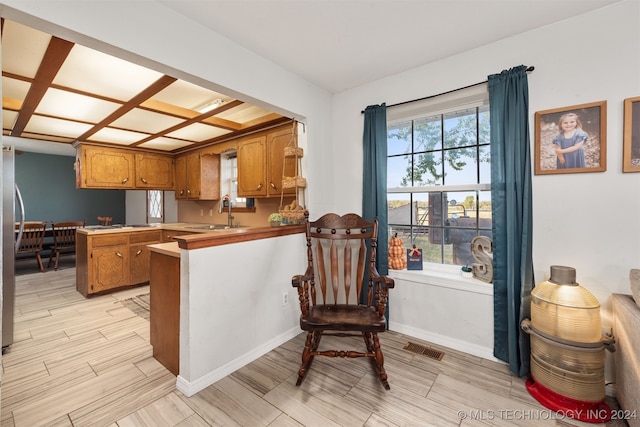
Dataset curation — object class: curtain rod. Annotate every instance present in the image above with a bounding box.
[361,66,535,113]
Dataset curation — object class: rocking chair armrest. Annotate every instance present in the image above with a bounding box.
[292,267,314,288]
[370,267,395,290]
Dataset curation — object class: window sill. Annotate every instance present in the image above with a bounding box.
[388,264,493,296]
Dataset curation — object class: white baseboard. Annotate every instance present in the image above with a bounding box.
[389,321,501,363]
[176,327,301,397]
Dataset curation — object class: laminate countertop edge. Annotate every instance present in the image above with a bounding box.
[174,225,305,250]
[148,242,181,258]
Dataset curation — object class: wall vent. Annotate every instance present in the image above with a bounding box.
[403,342,444,361]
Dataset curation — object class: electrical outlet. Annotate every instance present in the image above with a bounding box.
[282,292,288,306]
[209,209,213,216]
[200,209,204,216]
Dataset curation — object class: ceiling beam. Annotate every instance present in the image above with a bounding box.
[10,36,74,136]
[75,74,177,142]
[131,99,244,147]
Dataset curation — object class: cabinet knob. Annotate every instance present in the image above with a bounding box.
[116,251,123,258]
[141,178,148,184]
[187,189,192,195]
[270,182,277,190]
[135,250,142,256]
[257,183,263,190]
[180,190,185,195]
[122,177,129,184]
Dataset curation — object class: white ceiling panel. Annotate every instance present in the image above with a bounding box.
[24,116,93,139]
[87,127,149,145]
[138,137,195,151]
[1,20,50,78]
[2,77,31,103]
[109,108,185,134]
[166,122,232,141]
[217,104,276,124]
[53,44,164,101]
[152,80,233,111]
[36,88,122,123]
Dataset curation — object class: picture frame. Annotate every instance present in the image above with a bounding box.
[623,96,640,172]
[534,101,607,175]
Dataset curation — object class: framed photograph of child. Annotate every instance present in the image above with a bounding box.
[623,96,640,172]
[534,101,607,175]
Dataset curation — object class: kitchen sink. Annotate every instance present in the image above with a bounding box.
[186,224,241,230]
[83,225,114,230]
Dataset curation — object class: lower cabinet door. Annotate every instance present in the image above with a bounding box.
[91,245,129,293]
[130,244,152,285]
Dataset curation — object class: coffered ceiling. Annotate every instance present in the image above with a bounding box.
[1,19,288,154]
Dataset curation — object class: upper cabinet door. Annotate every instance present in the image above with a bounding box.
[77,145,135,189]
[135,153,174,190]
[237,136,267,197]
[174,151,220,200]
[266,126,297,196]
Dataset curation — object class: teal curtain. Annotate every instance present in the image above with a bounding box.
[488,66,534,376]
[362,103,389,279]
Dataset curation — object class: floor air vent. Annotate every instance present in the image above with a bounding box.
[403,342,444,361]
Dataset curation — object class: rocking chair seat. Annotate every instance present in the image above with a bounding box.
[302,305,387,332]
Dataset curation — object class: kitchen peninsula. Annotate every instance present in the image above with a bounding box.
[76,223,304,297]
[76,222,307,396]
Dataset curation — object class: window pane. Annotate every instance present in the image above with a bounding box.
[444,108,477,149]
[478,190,493,232]
[388,193,411,225]
[387,155,412,187]
[421,233,444,264]
[479,145,491,184]
[388,121,411,155]
[414,115,441,152]
[445,191,475,222]
[479,106,490,145]
[148,190,163,222]
[444,147,476,185]
[412,152,443,185]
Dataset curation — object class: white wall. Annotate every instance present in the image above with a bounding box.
[332,1,640,336]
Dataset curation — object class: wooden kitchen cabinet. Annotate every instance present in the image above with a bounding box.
[76,145,135,189]
[237,135,267,197]
[135,152,174,190]
[237,124,297,198]
[174,151,221,200]
[76,145,175,190]
[76,229,162,297]
[267,126,297,197]
[129,230,163,285]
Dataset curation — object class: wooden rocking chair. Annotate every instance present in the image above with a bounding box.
[292,212,395,389]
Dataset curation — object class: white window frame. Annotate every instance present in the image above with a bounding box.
[387,83,492,277]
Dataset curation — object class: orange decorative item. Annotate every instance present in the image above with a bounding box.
[388,233,407,270]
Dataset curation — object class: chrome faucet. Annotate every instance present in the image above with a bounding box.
[220,194,234,228]
[227,199,234,228]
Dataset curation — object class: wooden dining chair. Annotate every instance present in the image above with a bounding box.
[48,220,86,271]
[15,221,48,272]
[291,212,395,389]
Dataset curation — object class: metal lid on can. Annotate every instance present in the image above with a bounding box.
[549,265,577,286]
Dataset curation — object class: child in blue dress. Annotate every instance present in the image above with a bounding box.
[553,112,588,169]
